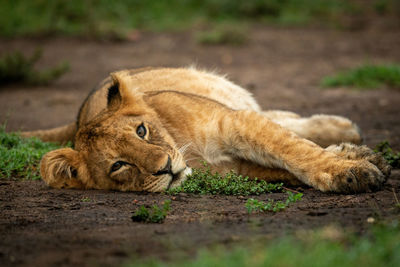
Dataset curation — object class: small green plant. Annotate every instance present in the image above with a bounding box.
[374,141,400,168]
[0,49,69,87]
[167,164,283,195]
[245,192,303,213]
[321,64,400,89]
[131,200,171,223]
[0,126,64,179]
[196,24,248,45]
[81,197,91,202]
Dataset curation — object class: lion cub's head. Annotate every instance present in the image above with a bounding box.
[40,72,189,192]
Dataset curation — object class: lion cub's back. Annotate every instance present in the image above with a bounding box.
[78,67,261,126]
[130,67,261,112]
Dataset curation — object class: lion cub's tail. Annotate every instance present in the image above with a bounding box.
[21,122,76,144]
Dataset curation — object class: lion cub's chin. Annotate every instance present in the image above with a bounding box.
[168,167,192,190]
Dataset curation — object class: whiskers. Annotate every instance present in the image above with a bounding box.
[178,142,191,155]
[177,142,201,164]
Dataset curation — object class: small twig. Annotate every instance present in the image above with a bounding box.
[282,186,302,194]
[393,188,400,206]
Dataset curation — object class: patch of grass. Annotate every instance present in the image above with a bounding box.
[81,197,91,202]
[321,64,400,89]
[127,222,400,267]
[374,141,400,168]
[0,0,392,38]
[0,49,69,87]
[167,164,283,195]
[245,192,303,213]
[196,24,248,45]
[0,126,63,180]
[131,200,171,223]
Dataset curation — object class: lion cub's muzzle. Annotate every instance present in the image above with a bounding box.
[144,152,189,192]
[153,156,172,176]
[153,155,182,183]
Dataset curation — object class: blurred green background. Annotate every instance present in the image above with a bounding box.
[1,0,399,38]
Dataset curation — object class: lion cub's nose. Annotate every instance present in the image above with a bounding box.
[153,156,172,176]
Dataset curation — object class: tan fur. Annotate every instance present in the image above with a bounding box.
[22,67,390,193]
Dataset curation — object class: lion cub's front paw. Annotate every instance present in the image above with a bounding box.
[327,160,386,193]
[326,143,391,180]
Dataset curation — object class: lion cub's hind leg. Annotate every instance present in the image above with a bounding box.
[20,122,76,144]
[263,111,362,147]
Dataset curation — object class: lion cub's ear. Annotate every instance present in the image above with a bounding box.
[40,148,87,189]
[107,81,122,110]
[107,71,142,110]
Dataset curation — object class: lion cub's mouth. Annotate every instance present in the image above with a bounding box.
[167,167,191,190]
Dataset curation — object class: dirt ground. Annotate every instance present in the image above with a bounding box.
[1,26,400,266]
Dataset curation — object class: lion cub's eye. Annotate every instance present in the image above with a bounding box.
[111,161,126,173]
[136,124,147,139]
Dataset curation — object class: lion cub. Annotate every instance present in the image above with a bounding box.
[23,67,391,193]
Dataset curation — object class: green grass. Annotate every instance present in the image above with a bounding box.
[245,192,303,213]
[167,164,283,196]
[374,141,400,168]
[131,200,171,223]
[1,0,395,38]
[0,126,63,180]
[0,49,69,87]
[321,64,400,89]
[81,197,91,202]
[127,222,400,267]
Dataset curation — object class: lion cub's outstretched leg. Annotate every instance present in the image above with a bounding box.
[219,110,386,193]
[262,110,362,147]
